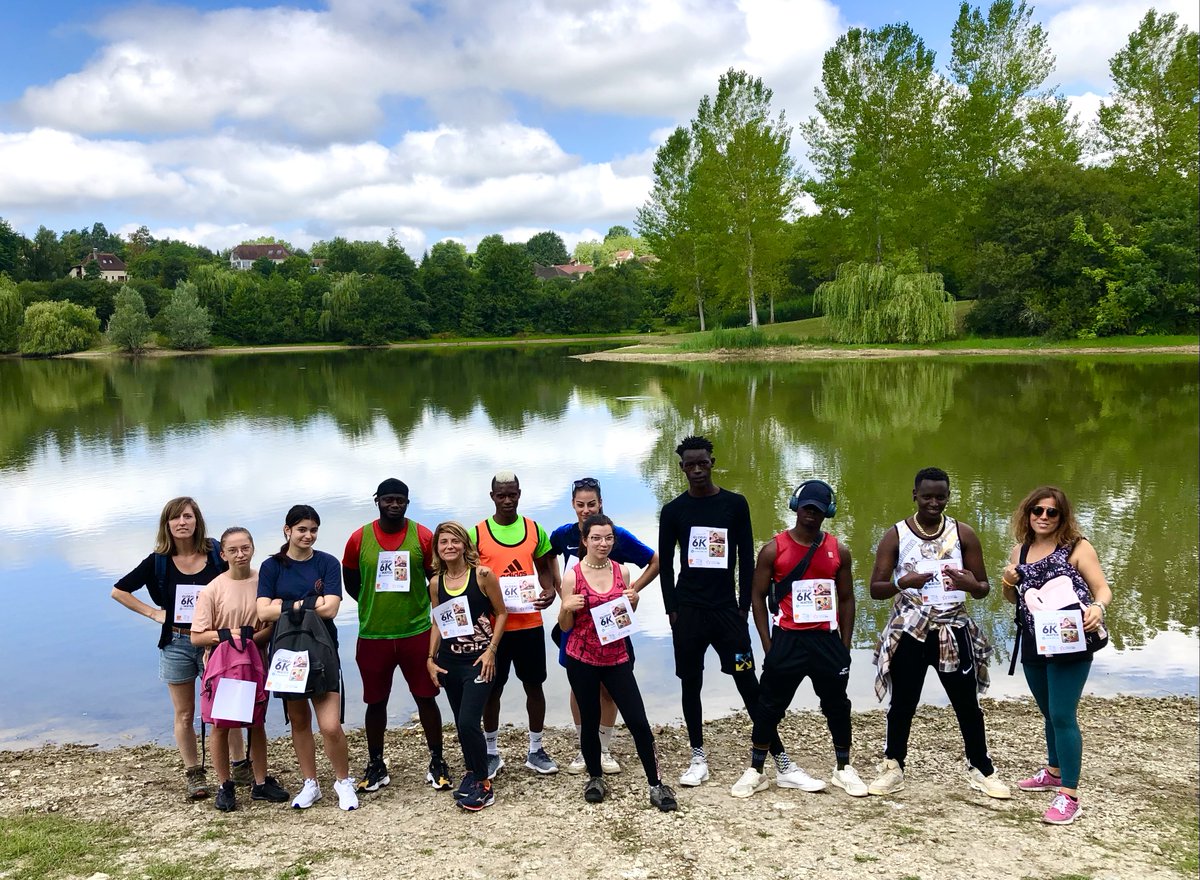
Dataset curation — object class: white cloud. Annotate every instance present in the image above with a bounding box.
[1047,0,1199,89]
[17,0,845,138]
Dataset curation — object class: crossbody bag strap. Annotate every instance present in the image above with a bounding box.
[1008,541,1034,676]
[769,533,825,616]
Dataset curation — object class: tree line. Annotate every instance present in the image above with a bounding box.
[639,4,1197,339]
[0,226,692,355]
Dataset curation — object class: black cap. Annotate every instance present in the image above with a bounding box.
[374,478,409,498]
[794,481,833,510]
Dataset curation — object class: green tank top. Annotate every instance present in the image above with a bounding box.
[356,521,431,639]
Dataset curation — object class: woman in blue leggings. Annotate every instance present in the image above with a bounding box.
[1002,486,1112,826]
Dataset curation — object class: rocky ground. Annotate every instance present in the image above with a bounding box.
[1,696,1196,880]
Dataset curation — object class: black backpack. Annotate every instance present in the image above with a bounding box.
[268,606,340,698]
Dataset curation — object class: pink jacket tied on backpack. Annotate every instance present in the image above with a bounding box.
[200,631,268,728]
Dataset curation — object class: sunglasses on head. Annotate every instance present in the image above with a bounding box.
[1031,505,1060,519]
[572,477,600,491]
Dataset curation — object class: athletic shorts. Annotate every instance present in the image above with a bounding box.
[159,631,205,684]
[494,626,548,688]
[762,628,851,680]
[671,605,754,679]
[356,629,438,703]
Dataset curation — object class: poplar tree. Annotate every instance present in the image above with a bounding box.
[691,69,799,327]
[1095,10,1199,177]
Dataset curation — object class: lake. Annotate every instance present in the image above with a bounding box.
[1,346,1196,749]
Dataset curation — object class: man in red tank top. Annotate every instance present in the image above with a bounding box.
[731,480,869,799]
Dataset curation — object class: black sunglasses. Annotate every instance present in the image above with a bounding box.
[1030,505,1060,518]
[572,477,601,492]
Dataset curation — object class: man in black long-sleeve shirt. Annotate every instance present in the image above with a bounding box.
[658,435,795,787]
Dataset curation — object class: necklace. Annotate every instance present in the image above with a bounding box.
[581,558,608,570]
[911,515,944,540]
[443,567,469,582]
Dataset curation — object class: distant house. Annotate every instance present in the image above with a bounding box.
[69,249,127,283]
[230,243,292,270]
[533,261,595,280]
[310,258,326,273]
[612,249,636,264]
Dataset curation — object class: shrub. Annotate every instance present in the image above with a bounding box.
[19,300,101,355]
[105,285,152,353]
[159,281,213,350]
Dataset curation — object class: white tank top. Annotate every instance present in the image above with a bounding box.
[895,515,964,608]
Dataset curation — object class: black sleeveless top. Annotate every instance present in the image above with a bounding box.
[436,568,495,662]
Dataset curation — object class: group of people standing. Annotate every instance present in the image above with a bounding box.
[113,436,1111,825]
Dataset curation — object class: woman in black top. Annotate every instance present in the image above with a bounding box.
[426,521,507,811]
[111,496,235,800]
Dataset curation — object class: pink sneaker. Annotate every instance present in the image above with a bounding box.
[1042,792,1082,825]
[1018,768,1062,792]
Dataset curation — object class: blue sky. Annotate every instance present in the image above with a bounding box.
[1,0,1193,256]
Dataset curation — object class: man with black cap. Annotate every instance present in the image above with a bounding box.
[730,479,869,799]
[342,479,449,793]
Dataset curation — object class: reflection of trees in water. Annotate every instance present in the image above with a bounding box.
[813,360,961,444]
[633,357,1198,651]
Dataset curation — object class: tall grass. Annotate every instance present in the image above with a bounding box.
[675,327,771,351]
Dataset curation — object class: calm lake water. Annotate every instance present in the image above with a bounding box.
[1,347,1196,749]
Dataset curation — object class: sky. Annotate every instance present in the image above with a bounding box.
[0,0,1195,258]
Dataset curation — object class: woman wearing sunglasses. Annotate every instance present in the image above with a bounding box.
[550,478,659,775]
[1001,487,1112,826]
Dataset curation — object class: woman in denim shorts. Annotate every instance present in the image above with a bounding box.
[112,497,232,799]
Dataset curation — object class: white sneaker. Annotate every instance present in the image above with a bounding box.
[567,752,587,775]
[775,765,827,792]
[730,767,770,798]
[333,777,359,811]
[678,757,710,787]
[967,766,1012,799]
[831,765,869,797]
[600,751,621,775]
[291,778,322,809]
[868,758,905,796]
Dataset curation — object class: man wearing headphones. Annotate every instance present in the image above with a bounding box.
[731,479,869,798]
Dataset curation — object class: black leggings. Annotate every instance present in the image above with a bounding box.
[681,669,785,755]
[885,633,993,775]
[566,658,660,784]
[440,660,493,777]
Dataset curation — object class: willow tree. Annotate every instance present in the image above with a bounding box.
[0,275,22,352]
[320,271,361,336]
[816,262,956,343]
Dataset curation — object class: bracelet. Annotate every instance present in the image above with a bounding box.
[1001,577,1018,588]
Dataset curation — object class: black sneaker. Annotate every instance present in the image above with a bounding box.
[250,776,291,803]
[453,771,477,801]
[650,783,678,812]
[215,780,237,812]
[583,775,609,804]
[457,778,495,812]
[356,758,391,793]
[427,756,453,791]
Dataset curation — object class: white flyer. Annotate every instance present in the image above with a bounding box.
[1033,609,1087,656]
[687,526,729,569]
[590,596,639,645]
[173,584,203,624]
[432,596,474,639]
[499,575,540,614]
[915,558,966,606]
[375,550,411,592]
[211,678,257,724]
[265,649,310,693]
[790,578,838,628]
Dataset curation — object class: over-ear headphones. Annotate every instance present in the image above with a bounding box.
[788,479,837,518]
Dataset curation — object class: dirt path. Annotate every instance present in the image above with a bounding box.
[1,697,1195,880]
[574,344,1200,363]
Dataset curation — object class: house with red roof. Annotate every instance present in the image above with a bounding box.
[69,249,128,283]
[229,243,292,270]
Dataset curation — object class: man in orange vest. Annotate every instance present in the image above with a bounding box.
[473,471,561,778]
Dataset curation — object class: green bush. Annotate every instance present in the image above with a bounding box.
[816,262,956,344]
[19,300,101,355]
[159,281,212,350]
[105,285,152,353]
[0,275,21,353]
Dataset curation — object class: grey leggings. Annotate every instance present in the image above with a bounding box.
[440,660,493,777]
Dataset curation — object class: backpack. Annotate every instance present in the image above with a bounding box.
[200,628,268,728]
[268,606,340,698]
[152,538,224,606]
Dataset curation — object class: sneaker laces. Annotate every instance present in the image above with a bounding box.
[1050,793,1071,814]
